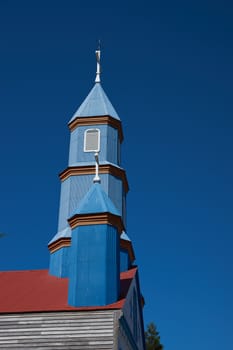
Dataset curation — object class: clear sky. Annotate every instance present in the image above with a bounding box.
[0,1,232,349]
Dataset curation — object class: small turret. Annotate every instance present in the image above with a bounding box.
[68,182,124,306]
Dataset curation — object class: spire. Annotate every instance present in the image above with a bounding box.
[69,43,121,123]
[69,83,120,122]
[95,42,101,83]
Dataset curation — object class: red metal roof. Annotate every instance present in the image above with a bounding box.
[0,267,137,314]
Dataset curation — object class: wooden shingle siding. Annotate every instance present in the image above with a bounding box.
[0,310,116,349]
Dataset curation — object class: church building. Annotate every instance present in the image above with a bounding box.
[0,49,145,350]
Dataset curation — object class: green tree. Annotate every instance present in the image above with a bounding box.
[145,322,163,350]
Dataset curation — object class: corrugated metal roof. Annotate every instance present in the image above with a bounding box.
[73,182,120,216]
[69,83,120,123]
[0,267,137,313]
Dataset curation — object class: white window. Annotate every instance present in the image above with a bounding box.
[84,129,100,152]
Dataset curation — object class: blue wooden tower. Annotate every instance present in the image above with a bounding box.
[0,48,145,350]
[48,49,135,307]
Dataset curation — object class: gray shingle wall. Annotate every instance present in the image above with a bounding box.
[0,310,117,349]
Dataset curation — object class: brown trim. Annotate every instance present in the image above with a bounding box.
[68,115,124,143]
[68,212,124,233]
[59,164,129,193]
[120,239,136,262]
[48,238,71,253]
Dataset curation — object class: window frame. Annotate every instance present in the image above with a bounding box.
[83,128,100,153]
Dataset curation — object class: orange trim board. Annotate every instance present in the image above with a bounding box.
[68,115,124,143]
[48,238,71,253]
[49,214,124,253]
[68,212,125,233]
[49,235,136,260]
[59,164,129,193]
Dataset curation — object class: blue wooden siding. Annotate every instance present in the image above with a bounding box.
[106,125,119,165]
[57,178,71,231]
[120,249,130,272]
[49,246,70,278]
[108,175,124,224]
[122,274,146,350]
[68,125,119,166]
[57,174,124,232]
[68,224,119,307]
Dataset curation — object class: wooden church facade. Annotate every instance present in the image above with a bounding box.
[0,50,145,349]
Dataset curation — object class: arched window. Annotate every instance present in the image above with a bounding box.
[84,128,100,152]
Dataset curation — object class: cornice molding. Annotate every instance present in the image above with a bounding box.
[68,212,124,233]
[59,164,129,193]
[120,239,136,262]
[68,115,124,143]
[48,238,71,253]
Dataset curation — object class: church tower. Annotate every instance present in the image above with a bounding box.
[0,48,146,350]
[48,49,134,307]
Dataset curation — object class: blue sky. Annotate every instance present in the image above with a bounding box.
[0,1,232,349]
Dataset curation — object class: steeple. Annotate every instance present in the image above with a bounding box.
[69,46,119,123]
[69,83,120,123]
[0,47,145,350]
[48,49,134,307]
